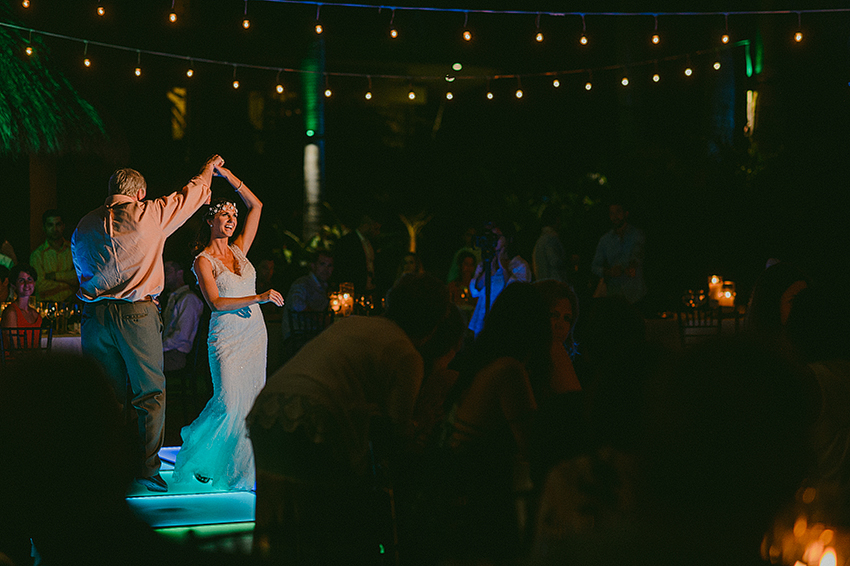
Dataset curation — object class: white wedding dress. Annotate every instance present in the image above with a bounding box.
[172,244,267,490]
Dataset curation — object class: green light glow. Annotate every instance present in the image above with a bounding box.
[745,43,753,78]
[306,129,315,137]
[0,20,107,156]
[754,28,764,75]
[301,38,324,137]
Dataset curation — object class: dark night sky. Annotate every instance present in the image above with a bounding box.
[4,1,850,307]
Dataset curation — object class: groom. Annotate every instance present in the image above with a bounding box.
[72,155,223,492]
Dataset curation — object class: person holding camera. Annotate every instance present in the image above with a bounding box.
[467,222,530,336]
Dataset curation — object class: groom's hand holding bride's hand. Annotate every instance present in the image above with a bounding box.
[260,289,285,307]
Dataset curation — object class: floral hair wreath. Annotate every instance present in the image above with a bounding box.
[205,201,238,221]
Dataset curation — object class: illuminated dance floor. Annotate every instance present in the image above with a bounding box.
[126,446,256,550]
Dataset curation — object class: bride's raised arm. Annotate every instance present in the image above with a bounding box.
[214,165,262,255]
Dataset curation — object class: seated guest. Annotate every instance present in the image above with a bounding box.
[0,265,11,303]
[281,249,334,340]
[418,282,551,564]
[395,252,425,284]
[248,273,452,564]
[447,250,478,324]
[534,279,582,395]
[30,209,78,303]
[161,259,204,373]
[1,265,42,349]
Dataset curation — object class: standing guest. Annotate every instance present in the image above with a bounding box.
[254,254,282,323]
[394,251,425,285]
[281,249,333,340]
[30,209,79,303]
[591,199,646,306]
[532,205,570,283]
[1,265,42,348]
[467,221,530,337]
[534,279,582,394]
[171,166,284,491]
[0,265,11,302]
[0,228,15,267]
[162,259,204,373]
[72,155,223,493]
[447,250,479,324]
[332,214,381,297]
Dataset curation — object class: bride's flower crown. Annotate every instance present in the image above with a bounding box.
[205,201,238,220]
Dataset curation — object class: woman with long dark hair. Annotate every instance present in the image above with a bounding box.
[171,165,284,491]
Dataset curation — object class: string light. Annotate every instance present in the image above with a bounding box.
[684,56,693,76]
[651,15,660,44]
[486,79,493,100]
[462,12,472,41]
[721,13,730,43]
[169,0,177,23]
[552,78,560,88]
[186,67,194,77]
[794,13,803,42]
[652,61,660,82]
[445,90,453,100]
[365,76,372,100]
[21,0,29,8]
[534,13,543,43]
[134,51,142,76]
[408,79,416,100]
[621,74,629,86]
[585,71,592,91]
[315,4,323,34]
[389,9,398,38]
[232,65,239,89]
[83,41,91,67]
[324,75,332,97]
[242,0,251,29]
[579,14,588,45]
[24,30,33,56]
[97,4,105,17]
[275,70,284,93]
[515,76,523,98]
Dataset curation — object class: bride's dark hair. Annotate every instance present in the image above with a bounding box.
[191,198,237,257]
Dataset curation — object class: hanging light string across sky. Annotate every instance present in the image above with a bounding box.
[0,19,746,85]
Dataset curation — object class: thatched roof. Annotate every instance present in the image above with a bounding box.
[0,20,109,157]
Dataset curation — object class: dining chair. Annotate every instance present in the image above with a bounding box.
[676,306,723,348]
[0,325,54,368]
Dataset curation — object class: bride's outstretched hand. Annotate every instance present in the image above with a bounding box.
[260,289,284,307]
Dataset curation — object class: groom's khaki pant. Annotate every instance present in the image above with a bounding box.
[82,299,165,478]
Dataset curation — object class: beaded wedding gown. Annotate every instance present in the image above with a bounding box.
[172,244,267,490]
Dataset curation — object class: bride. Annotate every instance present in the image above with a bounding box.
[172,165,284,490]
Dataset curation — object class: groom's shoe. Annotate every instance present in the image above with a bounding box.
[136,474,168,492]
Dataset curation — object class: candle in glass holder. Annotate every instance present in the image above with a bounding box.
[708,275,723,303]
[718,281,736,307]
[329,292,341,313]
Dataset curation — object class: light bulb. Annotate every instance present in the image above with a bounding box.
[713,61,721,70]
[134,67,142,76]
[276,84,284,94]
[242,18,250,29]
[515,89,523,98]
[324,88,332,97]
[535,32,543,42]
[315,24,323,34]
[365,91,372,100]
[83,58,91,67]
[408,90,415,100]
[652,73,660,82]
[651,34,660,44]
[552,79,560,88]
[486,91,493,100]
[721,33,729,44]
[22,0,29,8]
[232,80,240,89]
[446,92,453,100]
[97,5,105,16]
[580,34,588,45]
[585,81,592,91]
[463,30,472,41]
[186,68,194,77]
[169,12,177,23]
[25,45,33,56]
[794,31,803,42]
[621,77,629,86]
[684,67,693,76]
[389,27,398,39]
